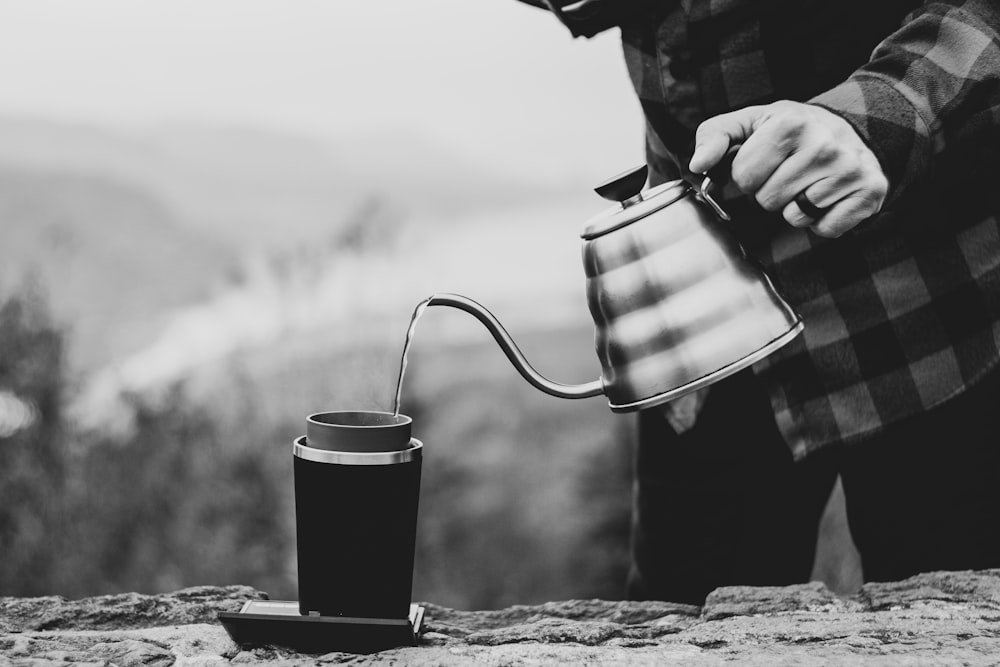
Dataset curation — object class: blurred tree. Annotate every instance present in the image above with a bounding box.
[51,386,294,597]
[0,281,297,598]
[566,415,633,601]
[0,282,67,595]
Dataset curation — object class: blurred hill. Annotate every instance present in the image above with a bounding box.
[0,116,594,378]
[0,117,576,252]
[0,167,233,370]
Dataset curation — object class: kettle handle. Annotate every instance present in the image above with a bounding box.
[426,294,605,400]
[695,147,738,221]
[697,174,733,221]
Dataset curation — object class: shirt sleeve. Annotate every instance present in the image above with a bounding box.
[808,0,1000,204]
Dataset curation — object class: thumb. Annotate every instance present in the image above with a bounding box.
[688,107,761,174]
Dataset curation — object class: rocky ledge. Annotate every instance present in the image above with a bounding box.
[2,570,1000,665]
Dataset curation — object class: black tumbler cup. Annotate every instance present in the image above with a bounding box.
[294,411,421,619]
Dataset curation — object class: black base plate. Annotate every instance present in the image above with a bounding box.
[218,600,425,654]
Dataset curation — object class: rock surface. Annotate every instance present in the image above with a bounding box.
[2,571,1000,665]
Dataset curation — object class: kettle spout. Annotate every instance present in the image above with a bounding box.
[426,293,604,400]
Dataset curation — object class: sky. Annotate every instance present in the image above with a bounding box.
[0,0,645,182]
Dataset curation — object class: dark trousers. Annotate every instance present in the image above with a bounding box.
[626,367,1000,605]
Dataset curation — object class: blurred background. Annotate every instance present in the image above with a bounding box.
[0,0,858,609]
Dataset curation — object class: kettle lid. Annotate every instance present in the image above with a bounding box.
[581,164,689,240]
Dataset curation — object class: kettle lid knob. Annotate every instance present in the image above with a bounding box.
[594,164,648,204]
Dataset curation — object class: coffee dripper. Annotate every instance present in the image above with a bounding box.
[425,164,803,412]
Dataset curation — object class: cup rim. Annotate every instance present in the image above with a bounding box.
[307,410,412,430]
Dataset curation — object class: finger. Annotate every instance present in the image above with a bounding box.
[732,122,796,196]
[782,199,813,229]
[688,132,733,176]
[689,107,763,174]
[810,193,878,238]
[755,148,830,213]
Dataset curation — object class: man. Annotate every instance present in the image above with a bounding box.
[518,0,1000,604]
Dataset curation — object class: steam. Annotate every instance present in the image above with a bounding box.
[69,246,406,434]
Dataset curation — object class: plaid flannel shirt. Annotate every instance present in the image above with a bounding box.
[621,0,1000,458]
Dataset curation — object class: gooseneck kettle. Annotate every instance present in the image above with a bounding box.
[428,164,804,412]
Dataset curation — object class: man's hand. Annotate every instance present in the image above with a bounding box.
[689,101,889,238]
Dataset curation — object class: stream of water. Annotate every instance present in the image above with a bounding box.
[392,295,434,417]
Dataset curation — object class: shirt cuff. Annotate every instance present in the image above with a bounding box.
[809,75,933,206]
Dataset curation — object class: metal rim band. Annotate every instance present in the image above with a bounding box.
[293,436,423,465]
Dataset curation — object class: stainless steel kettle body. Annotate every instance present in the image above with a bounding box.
[580,165,803,410]
[427,165,803,412]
